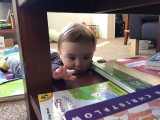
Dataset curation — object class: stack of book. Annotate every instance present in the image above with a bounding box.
[112,56,160,86]
[37,60,160,120]
[0,23,12,30]
[38,81,128,120]
[0,9,15,30]
[145,52,160,71]
[91,61,153,93]
[38,80,160,120]
[65,85,160,120]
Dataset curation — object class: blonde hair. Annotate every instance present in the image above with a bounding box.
[58,23,96,51]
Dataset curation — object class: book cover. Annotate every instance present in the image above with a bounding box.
[115,57,160,77]
[113,57,160,86]
[0,79,24,102]
[0,23,12,27]
[38,81,128,120]
[146,52,160,71]
[65,85,160,120]
[91,62,152,93]
[0,23,12,30]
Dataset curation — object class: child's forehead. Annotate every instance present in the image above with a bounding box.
[61,40,93,45]
[61,41,94,48]
[60,42,95,55]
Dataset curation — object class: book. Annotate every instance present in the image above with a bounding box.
[91,62,152,93]
[0,79,24,102]
[145,52,160,71]
[38,81,128,120]
[113,57,160,86]
[0,23,12,29]
[65,85,160,120]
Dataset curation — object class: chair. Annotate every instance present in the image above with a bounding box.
[115,14,125,37]
[124,14,130,45]
[129,14,159,55]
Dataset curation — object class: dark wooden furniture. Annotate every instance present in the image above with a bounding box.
[0,29,16,35]
[124,14,129,45]
[10,0,160,119]
[0,0,12,2]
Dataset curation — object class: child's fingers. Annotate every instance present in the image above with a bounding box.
[62,65,67,70]
[67,69,75,75]
[53,65,77,80]
[52,71,60,79]
[53,67,63,79]
[56,66,63,73]
[68,75,77,80]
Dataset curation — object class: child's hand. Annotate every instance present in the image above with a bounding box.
[52,65,77,80]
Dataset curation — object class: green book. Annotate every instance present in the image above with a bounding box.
[91,62,152,93]
[0,79,24,102]
[38,81,127,120]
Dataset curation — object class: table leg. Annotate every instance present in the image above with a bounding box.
[124,14,129,45]
[156,16,160,53]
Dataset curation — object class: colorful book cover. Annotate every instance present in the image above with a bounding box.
[91,62,152,92]
[38,81,128,120]
[146,52,160,71]
[0,46,21,84]
[0,79,24,102]
[116,56,160,77]
[0,46,24,102]
[65,85,160,120]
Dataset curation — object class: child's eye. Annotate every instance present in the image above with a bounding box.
[84,56,91,60]
[68,57,75,61]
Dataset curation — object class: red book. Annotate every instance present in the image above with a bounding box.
[113,57,160,85]
[116,57,160,77]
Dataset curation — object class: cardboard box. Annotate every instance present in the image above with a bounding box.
[4,38,14,47]
[139,40,149,50]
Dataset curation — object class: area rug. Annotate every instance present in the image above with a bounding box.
[0,45,21,84]
[0,46,24,102]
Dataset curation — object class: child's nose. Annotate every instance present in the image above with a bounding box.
[75,60,83,68]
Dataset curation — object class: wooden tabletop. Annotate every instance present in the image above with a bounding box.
[52,70,107,91]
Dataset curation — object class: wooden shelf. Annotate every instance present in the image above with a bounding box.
[0,29,16,35]
[30,70,106,120]
[11,0,160,119]
[0,0,12,3]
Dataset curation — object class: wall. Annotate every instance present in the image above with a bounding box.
[91,14,107,39]
[0,2,12,19]
[107,14,115,39]
[47,13,115,39]
[47,13,92,32]
[0,2,16,42]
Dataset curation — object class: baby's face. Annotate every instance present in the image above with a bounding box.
[59,41,95,74]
